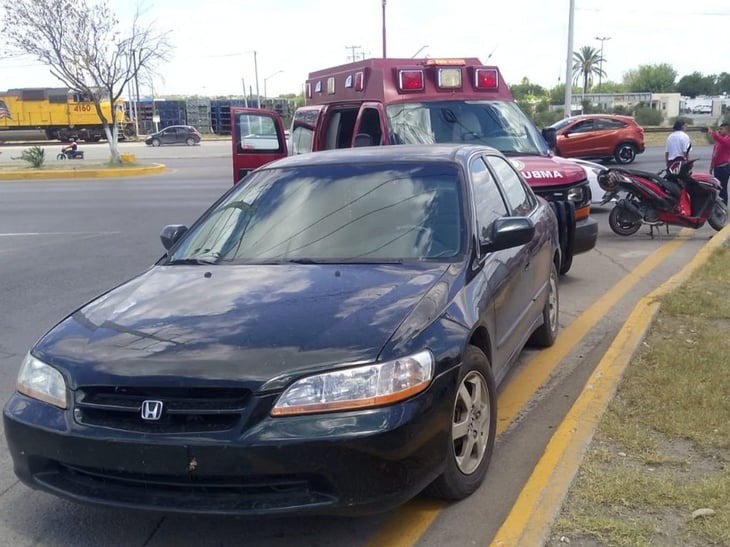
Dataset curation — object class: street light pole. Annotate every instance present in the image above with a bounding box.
[263,70,284,101]
[381,0,387,57]
[563,0,575,117]
[595,36,611,92]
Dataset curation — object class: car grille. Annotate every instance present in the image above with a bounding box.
[36,463,336,514]
[74,386,250,433]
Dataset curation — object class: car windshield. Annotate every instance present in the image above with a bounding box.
[167,162,465,264]
[385,100,550,156]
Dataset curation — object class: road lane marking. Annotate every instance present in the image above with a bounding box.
[367,230,693,547]
[490,226,730,546]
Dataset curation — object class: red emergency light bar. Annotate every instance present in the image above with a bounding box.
[398,69,425,92]
[474,68,499,90]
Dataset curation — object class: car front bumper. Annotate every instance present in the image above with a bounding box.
[3,369,457,517]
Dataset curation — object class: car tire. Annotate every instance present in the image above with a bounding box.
[186,137,195,146]
[426,345,496,500]
[550,201,574,275]
[560,200,575,275]
[614,142,637,164]
[151,138,161,147]
[528,262,559,347]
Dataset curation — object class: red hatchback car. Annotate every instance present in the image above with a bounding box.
[548,114,645,165]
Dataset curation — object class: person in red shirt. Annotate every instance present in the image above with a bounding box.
[63,138,78,155]
[706,122,730,205]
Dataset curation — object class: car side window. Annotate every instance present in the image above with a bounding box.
[470,157,509,240]
[291,125,314,155]
[485,156,536,216]
[602,119,626,129]
[569,120,594,133]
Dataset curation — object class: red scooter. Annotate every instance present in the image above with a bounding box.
[597,159,727,237]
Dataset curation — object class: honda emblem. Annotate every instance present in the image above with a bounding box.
[140,400,164,421]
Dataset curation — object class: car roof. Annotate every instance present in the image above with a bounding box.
[261,144,501,170]
[567,114,635,122]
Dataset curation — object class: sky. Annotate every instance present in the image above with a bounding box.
[1,0,729,99]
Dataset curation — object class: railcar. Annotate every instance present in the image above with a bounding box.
[0,87,134,142]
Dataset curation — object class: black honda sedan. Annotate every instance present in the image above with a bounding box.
[4,144,560,516]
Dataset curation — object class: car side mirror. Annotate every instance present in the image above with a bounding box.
[160,224,188,251]
[480,217,535,254]
[541,127,557,148]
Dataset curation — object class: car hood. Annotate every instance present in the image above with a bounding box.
[34,263,451,390]
[510,155,587,188]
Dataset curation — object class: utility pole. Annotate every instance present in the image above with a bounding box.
[345,45,361,62]
[242,77,248,107]
[252,51,260,108]
[563,0,574,118]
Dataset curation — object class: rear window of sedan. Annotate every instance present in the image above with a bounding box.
[170,162,466,263]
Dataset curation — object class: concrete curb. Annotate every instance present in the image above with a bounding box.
[490,224,730,546]
[0,163,167,180]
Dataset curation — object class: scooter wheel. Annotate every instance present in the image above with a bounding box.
[56,154,66,160]
[708,199,727,232]
[609,205,642,236]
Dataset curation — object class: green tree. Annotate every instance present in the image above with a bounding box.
[677,72,715,97]
[1,0,172,163]
[510,77,546,101]
[547,83,581,105]
[623,64,677,93]
[572,46,605,94]
[596,81,627,93]
[715,72,730,95]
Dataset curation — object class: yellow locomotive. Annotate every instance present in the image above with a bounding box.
[0,87,134,141]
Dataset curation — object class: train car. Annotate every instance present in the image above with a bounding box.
[0,87,134,142]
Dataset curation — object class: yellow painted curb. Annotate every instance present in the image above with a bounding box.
[0,163,167,180]
[490,225,730,547]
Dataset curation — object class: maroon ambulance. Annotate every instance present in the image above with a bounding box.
[231,57,597,274]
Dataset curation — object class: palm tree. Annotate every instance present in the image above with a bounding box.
[572,46,605,94]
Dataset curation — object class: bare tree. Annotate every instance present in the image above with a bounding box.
[1,0,172,162]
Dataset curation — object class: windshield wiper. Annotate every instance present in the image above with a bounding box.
[166,257,219,265]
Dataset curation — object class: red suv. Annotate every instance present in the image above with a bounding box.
[548,114,645,164]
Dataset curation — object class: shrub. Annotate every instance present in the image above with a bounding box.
[13,146,46,168]
[634,106,663,126]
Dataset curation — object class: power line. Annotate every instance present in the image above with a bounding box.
[345,45,361,62]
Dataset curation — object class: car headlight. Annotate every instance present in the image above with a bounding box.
[16,353,68,409]
[271,350,434,416]
[566,185,586,203]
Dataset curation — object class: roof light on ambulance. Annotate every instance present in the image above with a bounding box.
[438,68,462,89]
[398,69,425,92]
[354,71,364,91]
[474,68,499,90]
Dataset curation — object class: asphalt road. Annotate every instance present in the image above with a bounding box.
[0,142,719,546]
